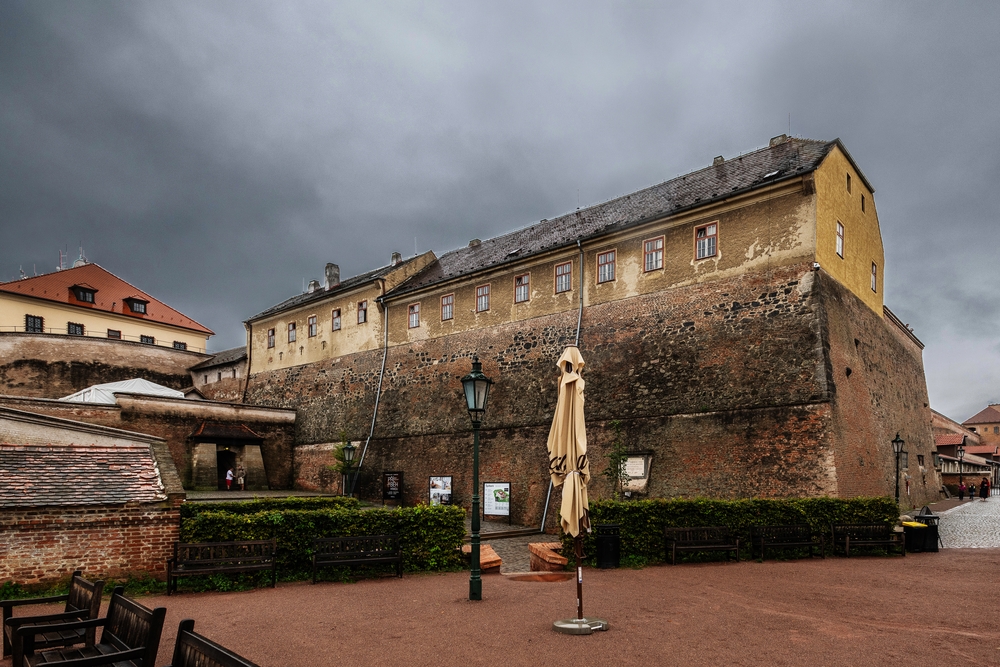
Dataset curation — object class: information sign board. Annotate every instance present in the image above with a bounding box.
[383,471,403,503]
[429,476,453,506]
[483,482,511,516]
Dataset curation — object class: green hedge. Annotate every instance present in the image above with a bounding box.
[179,505,465,574]
[179,496,359,518]
[562,497,899,565]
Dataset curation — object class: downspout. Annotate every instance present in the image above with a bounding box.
[241,320,252,403]
[541,239,586,532]
[350,280,389,494]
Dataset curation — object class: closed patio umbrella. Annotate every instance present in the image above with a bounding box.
[547,346,608,634]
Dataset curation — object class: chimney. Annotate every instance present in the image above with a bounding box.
[324,263,340,289]
[307,280,321,293]
[713,156,724,166]
[769,134,789,147]
[391,251,402,266]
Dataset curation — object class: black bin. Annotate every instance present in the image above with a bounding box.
[595,524,621,569]
[903,523,926,552]
[915,507,940,553]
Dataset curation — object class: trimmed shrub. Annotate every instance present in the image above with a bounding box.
[180,496,359,518]
[562,496,899,565]
[179,504,465,575]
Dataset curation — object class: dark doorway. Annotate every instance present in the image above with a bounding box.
[217,450,237,490]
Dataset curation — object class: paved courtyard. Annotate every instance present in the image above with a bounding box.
[938,496,1000,548]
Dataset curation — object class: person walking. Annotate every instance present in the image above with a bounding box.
[226,467,234,491]
[968,481,976,501]
[237,465,246,491]
[958,482,966,501]
[980,477,990,501]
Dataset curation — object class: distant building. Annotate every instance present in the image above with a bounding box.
[964,405,1000,448]
[189,346,248,402]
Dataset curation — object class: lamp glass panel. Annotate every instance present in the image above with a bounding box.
[464,380,477,412]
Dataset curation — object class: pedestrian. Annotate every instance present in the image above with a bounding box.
[226,467,234,491]
[237,465,246,491]
[958,482,966,501]
[980,477,990,501]
[968,482,976,501]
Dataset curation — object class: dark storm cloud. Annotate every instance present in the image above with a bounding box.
[2,1,998,419]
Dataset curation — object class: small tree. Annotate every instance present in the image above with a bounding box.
[603,420,631,500]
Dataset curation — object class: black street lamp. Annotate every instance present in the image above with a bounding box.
[461,356,492,601]
[342,441,356,497]
[957,443,966,490]
[892,433,905,506]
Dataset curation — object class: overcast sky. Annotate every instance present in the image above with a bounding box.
[1,1,998,421]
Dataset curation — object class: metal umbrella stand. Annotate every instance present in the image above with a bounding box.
[547,347,608,635]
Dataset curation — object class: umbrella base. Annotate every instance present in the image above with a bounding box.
[552,617,609,635]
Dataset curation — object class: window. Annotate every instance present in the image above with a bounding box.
[173,341,187,350]
[901,451,908,469]
[846,173,852,193]
[357,301,368,324]
[267,328,275,348]
[332,309,341,331]
[25,314,44,333]
[836,222,844,258]
[67,322,84,336]
[73,287,95,303]
[995,426,999,435]
[861,194,866,213]
[203,375,208,384]
[515,274,530,303]
[308,315,317,337]
[124,298,148,314]
[288,322,296,342]
[476,285,490,312]
[695,223,718,259]
[555,262,572,294]
[644,237,664,272]
[917,454,925,468]
[140,335,155,345]
[441,294,454,321]
[871,262,877,293]
[217,372,222,382]
[107,329,121,340]
[597,250,616,283]
[408,303,420,328]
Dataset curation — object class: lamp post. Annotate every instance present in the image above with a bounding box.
[957,443,966,490]
[342,441,356,497]
[892,433,904,506]
[461,356,492,601]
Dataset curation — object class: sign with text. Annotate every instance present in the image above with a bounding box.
[625,456,647,479]
[383,471,403,502]
[483,482,511,516]
[429,476,452,506]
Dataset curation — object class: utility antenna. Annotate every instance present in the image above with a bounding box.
[788,113,791,135]
[577,188,580,210]
[414,236,417,256]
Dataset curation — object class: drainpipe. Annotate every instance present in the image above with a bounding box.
[541,239,586,532]
[240,320,252,403]
[350,280,389,494]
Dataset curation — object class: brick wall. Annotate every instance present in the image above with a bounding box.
[0,502,180,585]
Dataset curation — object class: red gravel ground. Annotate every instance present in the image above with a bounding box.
[4,550,999,667]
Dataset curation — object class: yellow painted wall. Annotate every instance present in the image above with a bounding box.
[0,292,209,352]
[814,146,884,314]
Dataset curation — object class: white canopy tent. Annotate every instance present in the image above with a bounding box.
[59,378,185,405]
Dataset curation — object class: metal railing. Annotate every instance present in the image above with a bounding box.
[0,326,207,354]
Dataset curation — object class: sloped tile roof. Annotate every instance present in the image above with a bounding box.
[963,445,998,456]
[935,434,966,446]
[964,406,1000,425]
[189,346,247,370]
[0,443,166,507]
[0,263,213,334]
[388,137,838,297]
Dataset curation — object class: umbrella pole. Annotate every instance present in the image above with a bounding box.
[575,535,584,620]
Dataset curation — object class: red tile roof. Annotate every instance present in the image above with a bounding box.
[0,443,167,507]
[0,263,213,335]
[964,406,1000,425]
[935,434,966,446]
[964,445,998,456]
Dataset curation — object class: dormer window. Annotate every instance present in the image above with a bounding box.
[124,297,148,314]
[71,284,97,303]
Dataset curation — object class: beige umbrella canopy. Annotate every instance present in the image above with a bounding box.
[547,346,607,634]
[546,346,592,538]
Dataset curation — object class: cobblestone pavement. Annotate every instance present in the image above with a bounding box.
[938,496,1000,548]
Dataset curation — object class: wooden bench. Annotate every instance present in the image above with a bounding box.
[750,524,824,561]
[3,571,105,667]
[831,523,904,558]
[16,588,165,667]
[664,526,740,565]
[164,619,260,667]
[461,544,503,574]
[167,539,277,595]
[312,536,402,582]
[528,542,568,572]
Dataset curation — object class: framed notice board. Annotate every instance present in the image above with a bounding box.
[483,482,511,525]
[429,476,452,506]
[383,471,403,505]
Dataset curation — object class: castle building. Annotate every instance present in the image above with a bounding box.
[244,135,940,518]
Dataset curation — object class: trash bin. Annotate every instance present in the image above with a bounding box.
[902,521,927,553]
[915,506,940,552]
[595,524,620,569]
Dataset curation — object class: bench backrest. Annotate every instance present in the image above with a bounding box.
[664,526,732,544]
[174,540,277,565]
[64,571,105,618]
[831,523,893,541]
[167,619,260,667]
[751,524,813,541]
[314,535,400,557]
[101,589,166,666]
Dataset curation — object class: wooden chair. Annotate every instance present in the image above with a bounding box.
[2,571,104,667]
[164,619,261,667]
[16,588,166,667]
